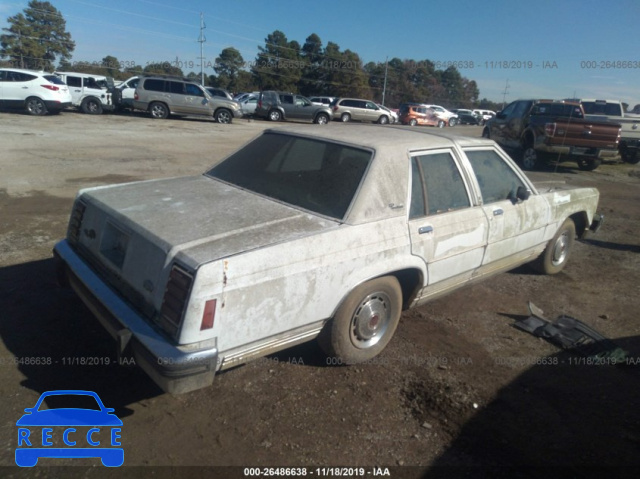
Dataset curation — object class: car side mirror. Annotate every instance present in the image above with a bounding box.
[516,186,531,201]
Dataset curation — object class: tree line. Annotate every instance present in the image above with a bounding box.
[0,1,502,110]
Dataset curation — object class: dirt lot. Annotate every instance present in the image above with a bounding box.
[1,111,639,478]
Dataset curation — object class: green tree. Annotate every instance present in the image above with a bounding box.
[251,30,302,91]
[143,62,184,77]
[101,55,120,77]
[1,1,74,70]
[214,47,245,91]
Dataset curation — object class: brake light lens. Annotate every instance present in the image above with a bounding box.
[41,84,60,91]
[134,92,139,100]
[545,122,557,137]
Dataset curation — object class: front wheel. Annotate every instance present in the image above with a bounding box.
[214,108,233,124]
[620,145,640,164]
[531,218,576,274]
[437,120,445,128]
[576,157,601,171]
[25,97,48,115]
[448,118,457,127]
[409,118,417,126]
[314,112,329,124]
[378,115,389,125]
[268,109,282,121]
[319,277,402,364]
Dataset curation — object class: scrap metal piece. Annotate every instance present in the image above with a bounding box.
[514,302,628,361]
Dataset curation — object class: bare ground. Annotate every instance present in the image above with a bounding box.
[1,111,639,478]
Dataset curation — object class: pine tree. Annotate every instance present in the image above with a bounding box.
[1,1,74,70]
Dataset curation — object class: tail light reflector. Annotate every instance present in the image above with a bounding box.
[41,84,60,91]
[161,265,193,328]
[134,92,139,100]
[201,299,216,330]
[68,201,86,245]
[545,122,557,137]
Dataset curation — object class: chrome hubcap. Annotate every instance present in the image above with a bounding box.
[552,233,568,265]
[350,291,392,349]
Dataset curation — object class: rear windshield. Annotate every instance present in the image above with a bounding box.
[581,101,623,116]
[206,132,372,220]
[531,103,584,118]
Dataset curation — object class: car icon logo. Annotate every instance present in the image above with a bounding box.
[15,390,123,467]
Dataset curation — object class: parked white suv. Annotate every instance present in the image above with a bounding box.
[54,72,117,114]
[0,68,72,115]
[423,104,459,126]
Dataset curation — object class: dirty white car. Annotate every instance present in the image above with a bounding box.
[54,125,602,393]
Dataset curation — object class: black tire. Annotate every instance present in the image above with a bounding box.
[620,144,640,164]
[149,102,169,119]
[409,118,417,126]
[319,276,402,364]
[314,112,329,124]
[521,146,538,170]
[378,115,389,125]
[81,97,103,115]
[531,218,576,275]
[215,108,233,124]
[437,120,445,128]
[25,97,48,116]
[340,113,351,122]
[448,118,457,127]
[482,127,490,138]
[268,109,282,121]
[576,158,601,171]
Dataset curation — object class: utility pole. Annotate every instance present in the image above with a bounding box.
[501,79,510,108]
[198,13,206,85]
[381,57,388,106]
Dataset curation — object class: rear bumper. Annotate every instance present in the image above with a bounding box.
[539,144,619,158]
[53,240,218,394]
[44,101,72,111]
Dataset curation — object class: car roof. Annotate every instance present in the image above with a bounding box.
[55,71,109,79]
[0,67,47,74]
[263,124,494,151]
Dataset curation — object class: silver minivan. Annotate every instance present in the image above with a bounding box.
[133,76,243,123]
[330,98,391,124]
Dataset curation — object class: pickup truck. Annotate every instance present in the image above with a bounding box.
[579,99,640,164]
[482,100,621,171]
[54,126,603,393]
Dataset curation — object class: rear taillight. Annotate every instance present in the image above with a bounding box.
[160,265,193,329]
[332,105,338,111]
[134,92,139,100]
[257,100,262,109]
[41,84,60,91]
[201,299,216,331]
[545,122,557,137]
[67,201,86,245]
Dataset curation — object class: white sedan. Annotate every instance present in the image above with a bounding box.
[54,125,602,393]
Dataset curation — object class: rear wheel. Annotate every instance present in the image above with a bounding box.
[521,146,538,170]
[409,118,417,126]
[620,145,640,164]
[268,109,282,121]
[149,102,169,119]
[576,157,601,171]
[340,113,351,122]
[320,277,402,364]
[437,120,445,128]
[531,218,575,274]
[25,97,47,116]
[81,97,103,115]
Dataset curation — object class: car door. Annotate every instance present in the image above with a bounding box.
[63,76,83,105]
[184,83,209,116]
[120,77,139,105]
[408,149,489,299]
[279,94,295,118]
[2,71,35,106]
[463,147,550,273]
[292,95,314,120]
[364,101,380,122]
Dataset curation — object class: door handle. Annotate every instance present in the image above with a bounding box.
[493,208,504,216]
[418,226,434,234]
